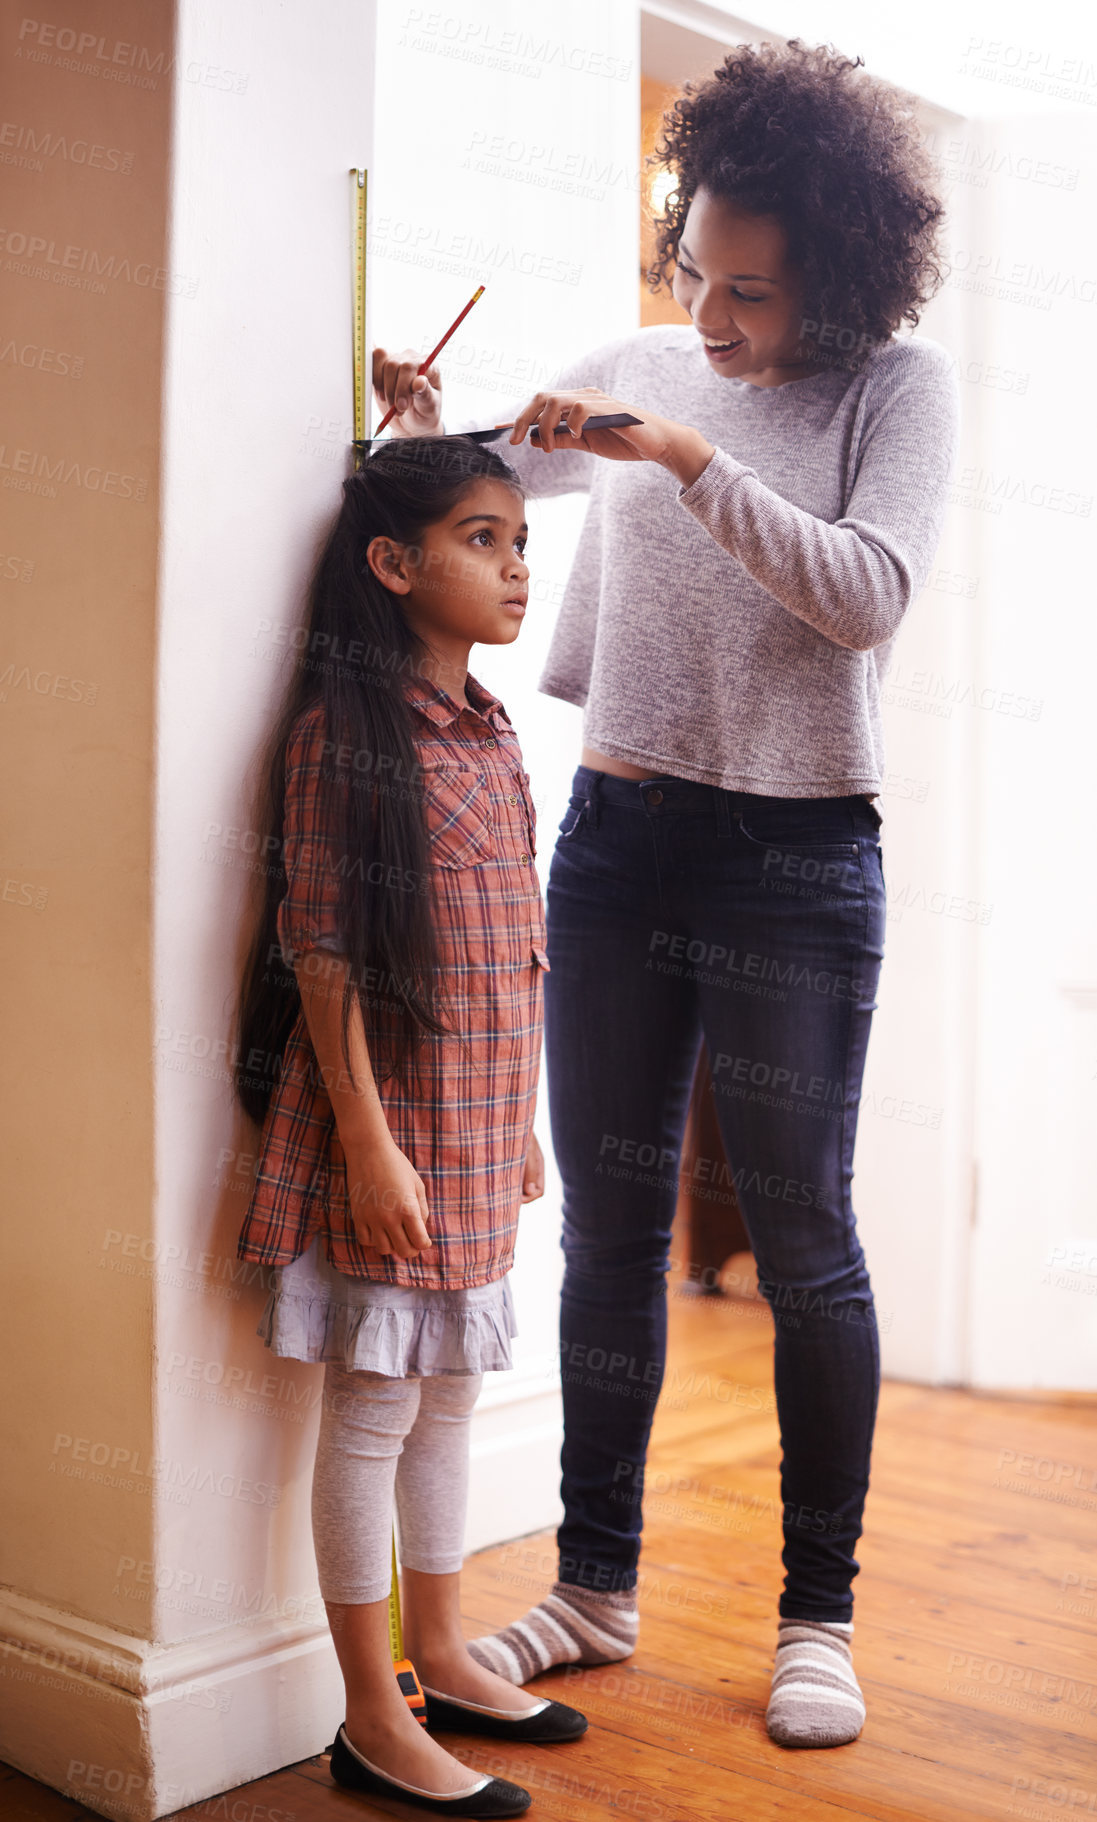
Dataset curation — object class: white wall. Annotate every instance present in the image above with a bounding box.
[640,3,1097,1391]
[143,10,642,1812]
[963,109,1097,1389]
[847,96,982,1387]
[145,0,378,1808]
[370,0,643,1542]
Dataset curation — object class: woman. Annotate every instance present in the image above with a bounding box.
[372,38,959,1750]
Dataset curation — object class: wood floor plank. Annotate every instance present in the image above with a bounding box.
[159,1758,344,1820]
[508,1658,1097,1822]
[0,1768,100,1819]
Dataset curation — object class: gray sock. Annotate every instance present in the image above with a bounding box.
[765,1618,865,1748]
[467,1581,639,1684]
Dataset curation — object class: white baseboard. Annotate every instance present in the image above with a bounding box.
[0,1588,343,1822]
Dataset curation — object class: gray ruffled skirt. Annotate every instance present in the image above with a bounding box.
[255,1231,517,1376]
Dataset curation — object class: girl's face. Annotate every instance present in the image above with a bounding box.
[367,477,530,659]
[670,186,822,386]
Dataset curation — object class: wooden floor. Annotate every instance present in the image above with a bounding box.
[5,1262,1095,1821]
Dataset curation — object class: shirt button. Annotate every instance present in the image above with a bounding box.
[483,737,497,749]
[518,853,529,864]
[507,793,518,806]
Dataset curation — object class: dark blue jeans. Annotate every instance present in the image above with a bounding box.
[543,764,887,1622]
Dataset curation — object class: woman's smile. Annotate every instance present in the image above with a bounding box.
[699,333,746,363]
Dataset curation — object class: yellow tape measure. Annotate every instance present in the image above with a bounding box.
[348,166,426,1722]
[350,167,369,468]
[389,1529,427,1725]
[388,1531,404,1661]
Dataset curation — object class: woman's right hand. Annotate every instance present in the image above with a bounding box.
[371,345,444,437]
[341,1134,433,1258]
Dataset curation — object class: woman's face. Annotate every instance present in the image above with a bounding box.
[670,186,821,386]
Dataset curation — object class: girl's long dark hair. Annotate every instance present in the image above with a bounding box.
[232,436,522,1128]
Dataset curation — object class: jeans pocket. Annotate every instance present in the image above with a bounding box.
[557,795,589,842]
[732,809,861,861]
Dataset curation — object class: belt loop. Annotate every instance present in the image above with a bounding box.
[713,786,732,837]
[586,770,603,829]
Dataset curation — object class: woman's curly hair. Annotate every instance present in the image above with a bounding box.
[645,39,948,367]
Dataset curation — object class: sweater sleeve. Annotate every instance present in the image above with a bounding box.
[675,343,961,652]
[448,333,628,500]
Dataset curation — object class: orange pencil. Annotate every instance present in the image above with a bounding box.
[375,284,486,434]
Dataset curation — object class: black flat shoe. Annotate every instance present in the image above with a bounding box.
[328,1722,531,1816]
[422,1685,589,1743]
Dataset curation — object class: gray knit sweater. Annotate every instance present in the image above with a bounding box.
[454,323,961,797]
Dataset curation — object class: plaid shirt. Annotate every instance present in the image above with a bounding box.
[236,670,549,1287]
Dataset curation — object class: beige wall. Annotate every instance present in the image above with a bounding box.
[0,0,173,1627]
[1,2,368,1813]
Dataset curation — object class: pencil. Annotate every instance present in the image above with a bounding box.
[375,284,486,435]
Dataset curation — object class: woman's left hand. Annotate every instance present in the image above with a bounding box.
[508,386,703,475]
[520,1130,545,1203]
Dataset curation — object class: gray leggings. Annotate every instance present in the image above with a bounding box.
[310,1362,483,1604]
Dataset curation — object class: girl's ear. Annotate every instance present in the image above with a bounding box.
[365,534,412,594]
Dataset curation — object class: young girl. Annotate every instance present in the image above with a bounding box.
[232,436,586,1818]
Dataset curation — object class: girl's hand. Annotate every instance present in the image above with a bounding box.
[342,1135,433,1258]
[371,345,444,437]
[510,386,678,465]
[520,1130,545,1203]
